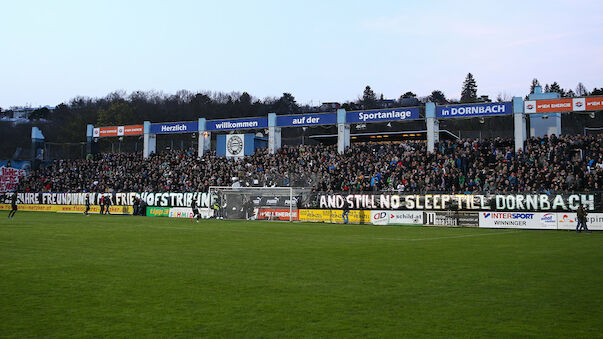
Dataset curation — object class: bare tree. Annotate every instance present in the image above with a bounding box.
[576,82,589,97]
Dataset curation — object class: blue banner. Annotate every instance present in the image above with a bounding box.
[206,117,268,131]
[150,121,198,134]
[276,113,337,127]
[436,102,512,118]
[346,108,420,123]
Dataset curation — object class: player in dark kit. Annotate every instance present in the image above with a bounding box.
[576,204,591,233]
[84,195,91,216]
[104,195,112,215]
[8,192,21,219]
[191,200,201,222]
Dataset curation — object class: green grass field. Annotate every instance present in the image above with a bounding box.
[1,212,602,338]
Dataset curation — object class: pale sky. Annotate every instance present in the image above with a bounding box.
[1,0,601,108]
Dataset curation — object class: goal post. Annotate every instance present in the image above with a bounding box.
[209,186,298,222]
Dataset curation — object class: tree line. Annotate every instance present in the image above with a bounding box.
[0,74,600,158]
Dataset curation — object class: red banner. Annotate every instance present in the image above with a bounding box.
[0,166,26,192]
[93,125,143,138]
[585,97,603,111]
[256,208,299,221]
[525,96,603,113]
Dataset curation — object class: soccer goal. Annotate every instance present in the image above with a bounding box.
[208,186,299,222]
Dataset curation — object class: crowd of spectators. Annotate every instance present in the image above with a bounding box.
[17,134,603,194]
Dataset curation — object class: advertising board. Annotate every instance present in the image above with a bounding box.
[168,207,213,219]
[146,207,171,217]
[298,209,371,224]
[255,208,299,221]
[370,210,423,226]
[556,213,603,231]
[479,212,557,229]
[524,97,603,113]
[93,125,143,137]
[423,211,459,226]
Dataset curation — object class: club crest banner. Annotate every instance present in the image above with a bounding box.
[225,134,245,158]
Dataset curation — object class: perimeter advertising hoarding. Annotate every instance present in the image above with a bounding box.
[298,209,371,224]
[346,108,420,123]
[149,121,198,134]
[206,117,268,131]
[555,213,603,231]
[370,210,423,226]
[479,212,558,229]
[276,113,337,127]
[168,207,213,219]
[255,208,299,221]
[436,102,512,118]
[318,193,600,212]
[146,206,171,217]
[524,97,603,113]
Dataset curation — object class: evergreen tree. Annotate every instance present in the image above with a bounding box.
[460,73,478,103]
[591,88,603,95]
[361,86,378,109]
[549,82,565,96]
[428,90,447,104]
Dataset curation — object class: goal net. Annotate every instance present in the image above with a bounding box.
[209,186,303,221]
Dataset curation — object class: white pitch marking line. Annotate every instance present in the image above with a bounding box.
[374,231,520,242]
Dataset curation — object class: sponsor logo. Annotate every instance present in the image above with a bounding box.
[558,214,575,223]
[575,101,583,107]
[527,104,534,109]
[424,212,457,226]
[540,213,556,224]
[484,212,534,219]
[373,211,387,220]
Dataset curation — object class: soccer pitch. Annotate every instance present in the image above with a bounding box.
[1,212,601,338]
